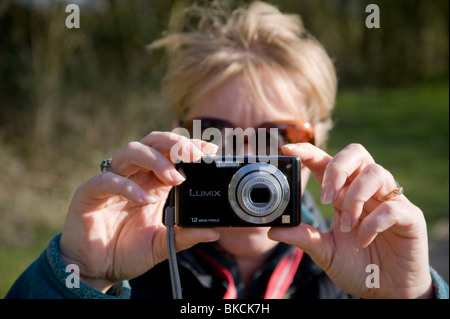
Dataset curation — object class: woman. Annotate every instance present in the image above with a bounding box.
[7,1,448,299]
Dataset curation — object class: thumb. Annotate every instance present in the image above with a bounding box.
[268,224,331,269]
[174,227,220,251]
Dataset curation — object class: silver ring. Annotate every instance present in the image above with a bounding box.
[100,158,112,172]
[373,179,404,201]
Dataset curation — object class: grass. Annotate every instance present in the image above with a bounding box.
[0,227,57,297]
[307,81,449,228]
[0,81,448,297]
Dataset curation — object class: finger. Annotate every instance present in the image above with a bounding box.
[339,163,389,232]
[77,172,158,206]
[191,139,219,155]
[112,141,186,186]
[268,224,331,271]
[141,131,207,162]
[281,143,333,184]
[320,143,375,205]
[352,201,400,251]
[174,227,221,252]
[151,227,220,266]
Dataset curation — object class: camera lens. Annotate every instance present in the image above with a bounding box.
[228,162,290,224]
[249,184,271,204]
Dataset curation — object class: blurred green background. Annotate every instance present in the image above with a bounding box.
[0,0,448,297]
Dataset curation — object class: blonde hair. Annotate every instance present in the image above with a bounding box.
[149,1,337,147]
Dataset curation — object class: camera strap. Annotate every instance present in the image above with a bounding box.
[194,248,238,299]
[264,247,303,299]
[195,246,303,299]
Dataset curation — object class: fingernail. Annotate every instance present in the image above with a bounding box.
[171,171,186,184]
[140,191,158,204]
[205,233,221,242]
[351,236,362,252]
[340,214,352,233]
[207,144,219,154]
[321,183,334,205]
[282,144,298,151]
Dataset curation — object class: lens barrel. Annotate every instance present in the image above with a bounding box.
[228,163,290,224]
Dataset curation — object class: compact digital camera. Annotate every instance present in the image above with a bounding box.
[174,155,301,227]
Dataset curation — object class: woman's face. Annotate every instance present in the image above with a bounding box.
[185,75,312,258]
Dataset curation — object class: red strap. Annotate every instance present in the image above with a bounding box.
[264,247,303,299]
[195,248,238,299]
[195,246,303,299]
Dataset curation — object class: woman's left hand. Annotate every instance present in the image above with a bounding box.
[268,143,434,299]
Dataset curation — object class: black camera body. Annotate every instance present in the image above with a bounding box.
[174,155,301,227]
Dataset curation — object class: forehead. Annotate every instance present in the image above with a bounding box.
[185,74,305,127]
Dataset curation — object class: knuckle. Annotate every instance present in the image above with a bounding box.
[167,131,186,143]
[125,141,141,152]
[365,163,385,175]
[117,178,133,195]
[379,201,399,221]
[178,134,191,144]
[326,161,347,177]
[98,171,118,186]
[143,131,170,146]
[359,217,374,234]
[353,197,366,208]
[346,143,367,153]
[82,173,113,196]
[147,130,163,138]
[343,194,365,212]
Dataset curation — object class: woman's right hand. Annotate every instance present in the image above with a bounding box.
[59,132,220,292]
